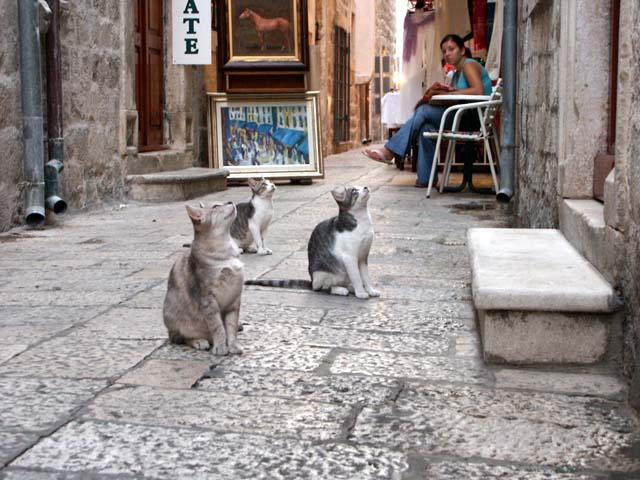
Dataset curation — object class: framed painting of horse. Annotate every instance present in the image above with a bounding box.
[207,91,323,180]
[218,0,308,70]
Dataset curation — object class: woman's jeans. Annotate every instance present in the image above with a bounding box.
[385,104,451,185]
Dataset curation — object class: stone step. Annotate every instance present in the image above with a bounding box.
[126,167,228,202]
[467,228,622,365]
[559,199,621,284]
[128,150,193,175]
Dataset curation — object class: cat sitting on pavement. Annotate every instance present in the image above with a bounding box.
[164,202,244,356]
[231,178,276,255]
[245,185,380,299]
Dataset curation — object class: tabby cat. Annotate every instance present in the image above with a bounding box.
[164,202,244,355]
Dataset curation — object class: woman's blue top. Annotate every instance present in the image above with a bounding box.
[454,59,492,95]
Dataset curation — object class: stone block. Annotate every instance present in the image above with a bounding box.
[127,167,228,202]
[494,368,627,399]
[127,150,192,175]
[468,228,623,365]
[468,228,619,312]
[478,309,611,364]
[350,382,640,472]
[117,359,209,389]
[560,199,622,283]
[82,385,350,441]
[604,168,622,229]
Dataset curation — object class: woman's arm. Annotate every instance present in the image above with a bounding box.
[452,61,485,95]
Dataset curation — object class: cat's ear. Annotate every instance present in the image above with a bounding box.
[331,186,347,203]
[185,205,203,225]
[247,178,259,190]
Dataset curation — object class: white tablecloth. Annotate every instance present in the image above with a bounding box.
[429,94,491,106]
[381,92,403,127]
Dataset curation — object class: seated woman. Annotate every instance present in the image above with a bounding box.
[364,34,493,187]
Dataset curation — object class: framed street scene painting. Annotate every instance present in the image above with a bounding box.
[207,92,323,180]
[219,0,308,70]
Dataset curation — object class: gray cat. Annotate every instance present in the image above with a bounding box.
[163,202,244,355]
[245,185,380,299]
[231,178,276,255]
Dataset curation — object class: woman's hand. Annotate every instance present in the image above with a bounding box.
[430,81,454,92]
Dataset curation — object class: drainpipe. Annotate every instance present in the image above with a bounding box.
[17,0,47,226]
[44,0,67,213]
[496,0,517,203]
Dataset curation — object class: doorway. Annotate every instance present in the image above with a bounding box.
[358,83,370,143]
[593,0,619,201]
[135,0,165,151]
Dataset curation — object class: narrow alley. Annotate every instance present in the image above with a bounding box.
[0,150,638,479]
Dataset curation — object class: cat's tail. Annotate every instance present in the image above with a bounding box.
[244,278,312,290]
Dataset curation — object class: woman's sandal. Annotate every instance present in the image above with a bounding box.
[363,148,393,164]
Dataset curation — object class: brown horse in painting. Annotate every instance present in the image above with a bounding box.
[239,8,291,52]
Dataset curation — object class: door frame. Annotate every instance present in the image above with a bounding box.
[136,0,167,152]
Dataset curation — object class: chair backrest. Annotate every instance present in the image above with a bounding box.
[482,78,503,131]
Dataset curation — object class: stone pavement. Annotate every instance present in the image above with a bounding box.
[0,148,639,479]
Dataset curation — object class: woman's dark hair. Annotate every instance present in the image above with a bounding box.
[440,34,465,50]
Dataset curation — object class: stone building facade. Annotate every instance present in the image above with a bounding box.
[310,0,396,156]
[2,0,397,231]
[1,0,208,232]
[516,0,640,405]
[371,0,398,142]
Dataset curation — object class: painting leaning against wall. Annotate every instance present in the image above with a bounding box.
[207,92,323,180]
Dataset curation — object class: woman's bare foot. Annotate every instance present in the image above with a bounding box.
[363,147,393,164]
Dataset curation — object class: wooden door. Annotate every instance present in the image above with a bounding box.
[136,0,165,151]
[358,83,370,142]
[593,0,619,200]
[333,26,350,143]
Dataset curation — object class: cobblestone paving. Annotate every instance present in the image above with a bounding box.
[1,150,638,479]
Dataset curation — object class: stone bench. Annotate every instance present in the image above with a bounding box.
[467,228,622,364]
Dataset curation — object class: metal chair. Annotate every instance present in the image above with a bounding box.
[424,79,503,198]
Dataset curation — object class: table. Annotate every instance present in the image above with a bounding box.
[429,94,494,194]
[381,91,403,128]
[381,91,410,170]
[429,94,491,106]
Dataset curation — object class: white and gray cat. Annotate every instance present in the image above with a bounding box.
[164,202,244,355]
[231,178,276,255]
[246,185,380,299]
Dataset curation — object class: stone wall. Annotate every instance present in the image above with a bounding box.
[372,0,397,142]
[314,0,395,155]
[0,0,208,232]
[314,0,349,155]
[515,0,561,228]
[517,0,640,406]
[58,1,126,208]
[0,0,126,231]
[516,0,612,227]
[0,0,23,231]
[609,0,640,405]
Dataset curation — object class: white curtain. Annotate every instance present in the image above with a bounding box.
[399,9,436,122]
[486,0,503,80]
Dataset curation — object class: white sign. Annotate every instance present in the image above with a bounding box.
[172,0,211,65]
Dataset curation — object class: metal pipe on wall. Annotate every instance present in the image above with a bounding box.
[496,0,517,203]
[17,0,46,226]
[44,0,67,213]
